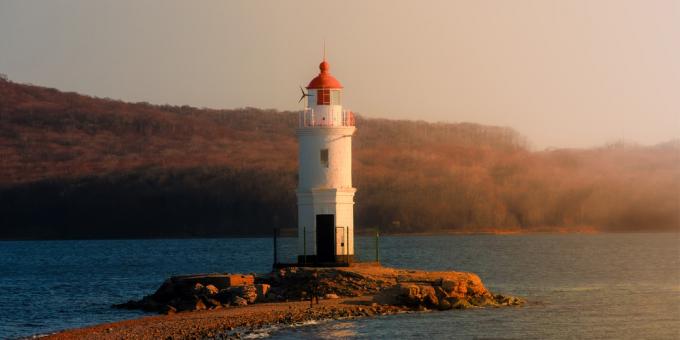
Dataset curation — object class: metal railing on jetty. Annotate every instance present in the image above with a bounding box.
[299,108,355,128]
[272,227,379,268]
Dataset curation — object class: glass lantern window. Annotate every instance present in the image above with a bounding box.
[331,90,341,105]
[317,89,331,105]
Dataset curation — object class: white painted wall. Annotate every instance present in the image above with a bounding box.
[296,127,355,190]
[296,188,356,257]
[296,94,356,259]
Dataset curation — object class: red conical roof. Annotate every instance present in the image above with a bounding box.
[306,60,343,89]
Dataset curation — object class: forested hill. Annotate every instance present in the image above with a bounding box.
[0,78,677,239]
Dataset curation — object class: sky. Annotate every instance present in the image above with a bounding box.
[0,0,678,149]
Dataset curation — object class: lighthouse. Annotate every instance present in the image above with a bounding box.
[296,58,356,265]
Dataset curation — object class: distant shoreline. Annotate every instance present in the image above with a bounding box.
[2,229,680,241]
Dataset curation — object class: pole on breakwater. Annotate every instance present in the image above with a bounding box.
[375,226,380,263]
[273,228,278,267]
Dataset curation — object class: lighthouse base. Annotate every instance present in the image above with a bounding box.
[296,188,356,266]
[296,254,355,267]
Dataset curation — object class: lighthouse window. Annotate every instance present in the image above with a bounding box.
[317,89,331,105]
[331,90,341,105]
[320,149,329,168]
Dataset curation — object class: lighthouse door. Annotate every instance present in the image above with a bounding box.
[315,214,335,263]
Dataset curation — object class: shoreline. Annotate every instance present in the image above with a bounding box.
[44,296,405,340]
[44,265,524,339]
[5,230,679,242]
[43,295,517,340]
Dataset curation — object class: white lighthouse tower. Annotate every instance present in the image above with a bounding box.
[297,57,356,265]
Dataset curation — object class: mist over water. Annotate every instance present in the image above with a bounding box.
[0,234,678,339]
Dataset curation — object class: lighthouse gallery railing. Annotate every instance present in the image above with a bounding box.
[299,108,355,128]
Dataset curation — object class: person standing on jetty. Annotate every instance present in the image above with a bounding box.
[308,270,320,308]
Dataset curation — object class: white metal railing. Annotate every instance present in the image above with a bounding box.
[299,108,355,128]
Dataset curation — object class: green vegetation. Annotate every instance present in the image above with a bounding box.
[0,78,677,239]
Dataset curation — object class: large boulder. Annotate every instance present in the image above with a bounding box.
[231,296,248,306]
[373,284,438,308]
[372,286,403,305]
[447,297,474,309]
[240,285,258,304]
[150,274,253,303]
[495,294,525,306]
[438,298,452,310]
[255,284,270,301]
[173,295,207,312]
[421,286,439,308]
[222,285,258,304]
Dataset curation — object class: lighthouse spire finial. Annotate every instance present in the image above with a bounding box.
[323,40,326,61]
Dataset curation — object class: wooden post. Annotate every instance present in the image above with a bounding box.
[375,226,380,263]
[273,228,278,267]
[346,226,349,264]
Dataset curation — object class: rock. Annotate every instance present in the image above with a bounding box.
[192,283,205,294]
[204,298,222,308]
[398,284,421,306]
[420,286,439,308]
[194,298,207,311]
[398,284,420,298]
[434,286,448,300]
[372,287,398,305]
[204,284,219,295]
[232,296,248,306]
[192,283,219,297]
[113,300,142,310]
[115,266,512,317]
[150,279,176,302]
[469,295,496,307]
[160,305,177,315]
[225,274,255,287]
[216,289,233,304]
[221,285,258,304]
[499,296,524,306]
[174,296,203,312]
[240,285,258,304]
[447,297,473,309]
[495,294,514,305]
[138,296,162,312]
[255,284,270,301]
[438,299,452,310]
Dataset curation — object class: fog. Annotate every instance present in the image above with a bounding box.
[0,0,678,148]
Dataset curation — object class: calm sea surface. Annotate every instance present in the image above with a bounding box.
[0,234,678,339]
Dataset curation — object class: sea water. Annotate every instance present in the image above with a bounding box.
[0,234,678,339]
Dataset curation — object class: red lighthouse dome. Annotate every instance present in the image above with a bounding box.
[306,60,343,89]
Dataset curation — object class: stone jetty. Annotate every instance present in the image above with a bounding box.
[49,264,523,339]
[114,264,523,314]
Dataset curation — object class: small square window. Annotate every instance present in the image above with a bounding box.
[320,149,329,168]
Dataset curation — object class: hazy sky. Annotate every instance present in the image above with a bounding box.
[1,1,678,148]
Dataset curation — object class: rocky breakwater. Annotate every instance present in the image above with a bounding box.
[114,273,269,313]
[371,269,524,310]
[114,264,523,315]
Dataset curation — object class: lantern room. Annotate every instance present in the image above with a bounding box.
[300,60,354,128]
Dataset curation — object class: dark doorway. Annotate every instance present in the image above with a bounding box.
[316,214,335,263]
